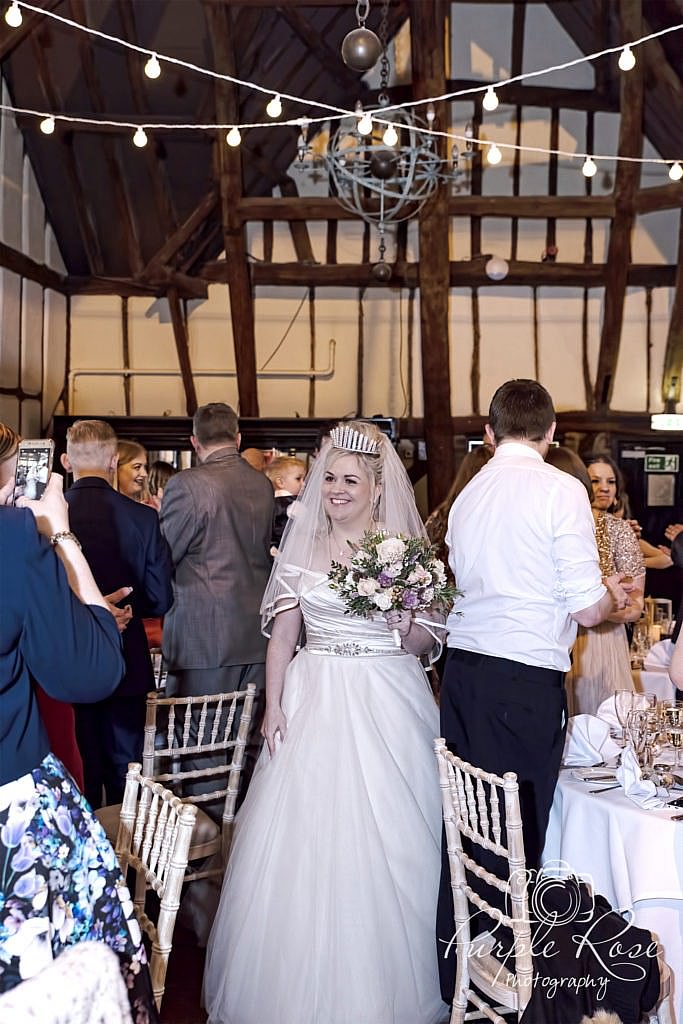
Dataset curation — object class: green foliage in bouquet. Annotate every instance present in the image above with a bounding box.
[328,530,459,618]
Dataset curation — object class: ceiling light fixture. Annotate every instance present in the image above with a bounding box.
[382,123,398,147]
[482,86,499,112]
[4,1,21,27]
[669,162,683,182]
[582,155,598,178]
[144,53,161,79]
[486,143,502,165]
[266,94,282,119]
[485,255,509,281]
[226,126,242,147]
[618,45,636,71]
[40,115,55,135]
[133,127,148,148]
[340,0,381,72]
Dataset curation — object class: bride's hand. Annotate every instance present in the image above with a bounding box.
[384,609,412,639]
[261,704,287,756]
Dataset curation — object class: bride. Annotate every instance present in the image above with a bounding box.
[203,420,448,1024]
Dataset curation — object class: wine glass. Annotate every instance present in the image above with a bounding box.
[662,700,683,768]
[614,689,634,746]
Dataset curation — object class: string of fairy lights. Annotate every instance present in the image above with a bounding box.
[3,0,683,182]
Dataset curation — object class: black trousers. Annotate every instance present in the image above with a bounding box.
[74,695,146,809]
[436,647,567,1003]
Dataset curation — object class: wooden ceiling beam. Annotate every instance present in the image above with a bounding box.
[277,6,369,94]
[0,240,64,291]
[28,30,105,276]
[168,287,198,416]
[661,211,683,405]
[594,0,644,412]
[445,80,617,113]
[116,0,178,243]
[234,194,620,221]
[198,259,678,289]
[69,0,144,277]
[64,275,204,299]
[635,183,683,214]
[142,188,219,278]
[204,0,259,417]
[411,0,455,509]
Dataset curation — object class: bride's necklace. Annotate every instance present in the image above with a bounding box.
[328,524,371,564]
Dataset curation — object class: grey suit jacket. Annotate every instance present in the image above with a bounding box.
[160,447,274,670]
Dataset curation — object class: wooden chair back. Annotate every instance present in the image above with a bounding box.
[115,762,197,1010]
[142,683,255,861]
[434,739,533,1024]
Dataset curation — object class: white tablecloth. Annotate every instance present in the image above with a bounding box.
[543,773,683,1022]
[633,666,676,702]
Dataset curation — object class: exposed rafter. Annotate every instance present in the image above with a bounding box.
[594,0,644,411]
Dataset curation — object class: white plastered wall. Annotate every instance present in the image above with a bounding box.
[0,80,67,434]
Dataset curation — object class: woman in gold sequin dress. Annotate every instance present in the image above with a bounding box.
[546,449,645,715]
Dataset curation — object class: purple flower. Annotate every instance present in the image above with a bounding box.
[55,806,73,837]
[402,589,419,609]
[378,571,393,587]
[10,836,39,873]
[1,814,30,848]
[13,869,40,900]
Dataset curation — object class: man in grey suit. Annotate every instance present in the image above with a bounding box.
[160,403,274,816]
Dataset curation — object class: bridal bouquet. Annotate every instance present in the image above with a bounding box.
[328,530,458,645]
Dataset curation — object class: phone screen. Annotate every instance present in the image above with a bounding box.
[13,440,54,504]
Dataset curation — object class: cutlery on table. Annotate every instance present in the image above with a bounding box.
[589,783,621,794]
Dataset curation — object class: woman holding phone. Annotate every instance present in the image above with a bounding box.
[0,467,158,1019]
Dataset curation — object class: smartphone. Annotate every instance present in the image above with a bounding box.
[12,439,55,504]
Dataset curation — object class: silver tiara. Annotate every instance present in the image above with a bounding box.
[330,425,380,455]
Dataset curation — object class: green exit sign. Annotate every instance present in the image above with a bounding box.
[645,454,679,473]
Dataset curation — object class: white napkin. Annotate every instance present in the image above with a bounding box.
[615,745,665,808]
[643,639,673,671]
[563,715,621,766]
[596,696,620,731]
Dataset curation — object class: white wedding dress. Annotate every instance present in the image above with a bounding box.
[203,575,447,1024]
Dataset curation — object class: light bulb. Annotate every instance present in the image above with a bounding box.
[618,45,636,72]
[486,143,502,165]
[5,2,21,27]
[266,94,282,118]
[382,123,398,147]
[669,162,683,182]
[40,116,55,135]
[358,112,373,136]
[485,255,509,281]
[354,100,364,118]
[582,155,597,178]
[482,86,499,112]
[133,127,148,148]
[226,126,241,147]
[426,103,435,124]
[144,53,161,79]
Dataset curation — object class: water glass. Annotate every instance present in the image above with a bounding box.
[661,700,683,768]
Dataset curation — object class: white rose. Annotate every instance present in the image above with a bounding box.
[373,591,393,611]
[357,578,379,596]
[384,562,403,579]
[376,537,406,564]
[422,586,434,603]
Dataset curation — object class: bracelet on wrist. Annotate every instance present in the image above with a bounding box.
[49,531,82,550]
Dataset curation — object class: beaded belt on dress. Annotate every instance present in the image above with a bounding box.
[305,641,406,658]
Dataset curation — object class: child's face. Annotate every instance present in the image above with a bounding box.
[279,465,305,496]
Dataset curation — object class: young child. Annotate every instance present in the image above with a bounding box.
[265,455,306,553]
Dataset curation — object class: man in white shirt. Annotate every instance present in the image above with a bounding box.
[437,380,631,999]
